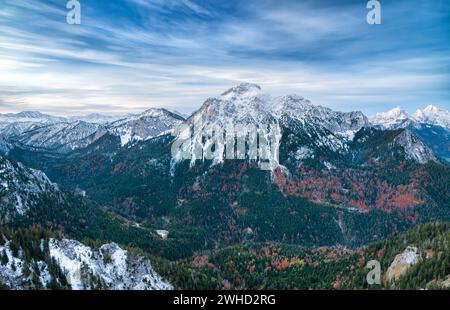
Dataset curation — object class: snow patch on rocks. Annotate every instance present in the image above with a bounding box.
[0,157,61,220]
[0,237,172,290]
[386,246,421,283]
[393,130,437,164]
[49,239,172,290]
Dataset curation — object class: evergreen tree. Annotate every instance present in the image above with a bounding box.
[1,249,8,266]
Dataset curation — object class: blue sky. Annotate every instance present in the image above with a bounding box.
[0,0,449,116]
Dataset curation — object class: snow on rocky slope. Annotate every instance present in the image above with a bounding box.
[0,111,66,124]
[1,90,443,166]
[0,122,43,140]
[0,109,184,152]
[393,130,437,164]
[0,111,65,141]
[68,113,126,124]
[0,156,62,221]
[0,112,104,152]
[0,237,172,290]
[13,121,106,152]
[173,83,370,169]
[107,108,185,146]
[369,107,412,130]
[189,83,369,137]
[385,246,421,283]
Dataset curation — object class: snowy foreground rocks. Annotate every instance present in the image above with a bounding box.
[0,238,172,290]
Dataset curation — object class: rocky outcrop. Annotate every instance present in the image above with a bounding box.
[385,246,421,283]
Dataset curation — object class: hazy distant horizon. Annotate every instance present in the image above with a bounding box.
[0,92,448,119]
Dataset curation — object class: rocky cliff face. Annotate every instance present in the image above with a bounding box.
[385,246,421,283]
[173,83,370,170]
[393,130,437,164]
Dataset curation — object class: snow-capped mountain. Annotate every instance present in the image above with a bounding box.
[0,109,185,153]
[369,107,412,130]
[0,157,62,221]
[0,236,172,290]
[173,83,370,168]
[0,111,68,143]
[370,105,450,130]
[412,105,450,129]
[0,91,444,166]
[0,111,66,124]
[108,108,185,146]
[189,83,369,135]
[0,122,43,140]
[69,113,127,124]
[370,105,450,164]
[12,121,106,152]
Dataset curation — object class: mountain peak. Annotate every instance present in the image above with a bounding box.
[413,105,440,119]
[412,105,450,129]
[221,83,262,100]
[108,108,184,146]
[412,109,424,119]
[0,110,66,123]
[369,107,410,129]
[139,108,167,118]
[423,105,440,113]
[14,111,45,118]
[385,107,408,119]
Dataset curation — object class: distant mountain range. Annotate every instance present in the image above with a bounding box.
[370,106,450,163]
[370,105,450,130]
[0,108,185,153]
[1,84,449,290]
[1,85,448,163]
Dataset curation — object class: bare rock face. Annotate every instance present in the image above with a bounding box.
[385,246,421,283]
[394,130,437,164]
[441,275,450,288]
[156,230,169,240]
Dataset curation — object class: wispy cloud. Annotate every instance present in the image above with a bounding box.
[0,0,448,116]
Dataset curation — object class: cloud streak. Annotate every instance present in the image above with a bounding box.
[0,0,448,116]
